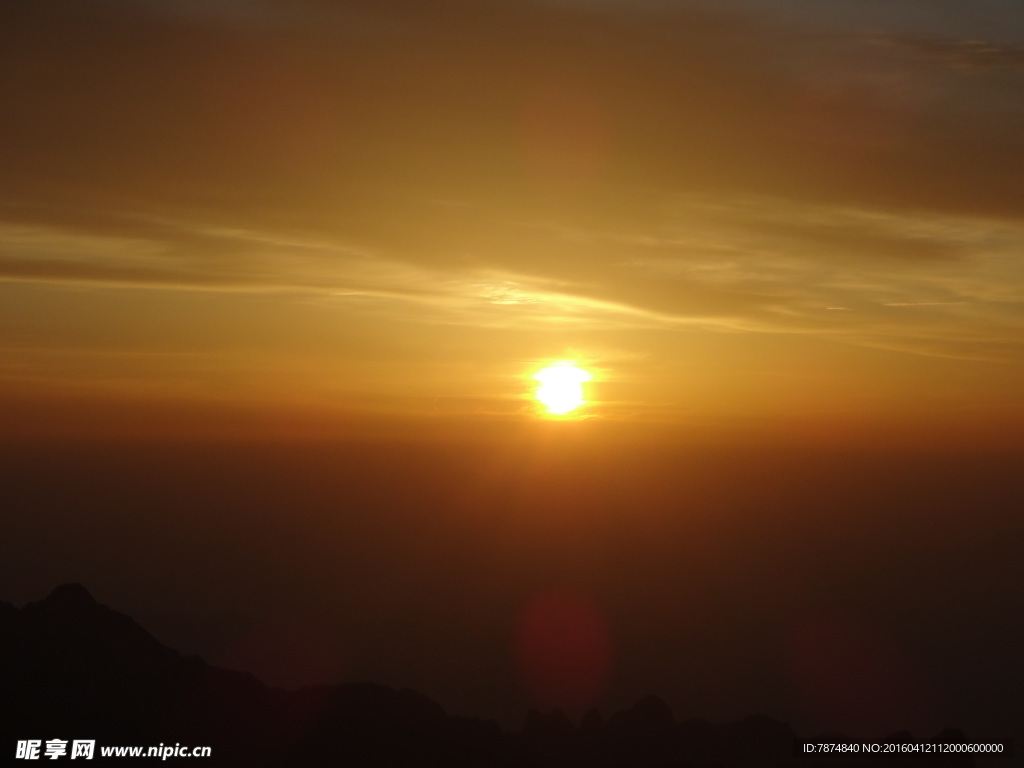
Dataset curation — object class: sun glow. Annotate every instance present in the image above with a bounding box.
[533,363,591,415]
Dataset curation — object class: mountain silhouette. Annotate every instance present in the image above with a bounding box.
[0,584,980,767]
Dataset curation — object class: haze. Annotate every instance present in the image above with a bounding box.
[1,0,1021,746]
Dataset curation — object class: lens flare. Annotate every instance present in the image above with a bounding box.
[515,588,613,713]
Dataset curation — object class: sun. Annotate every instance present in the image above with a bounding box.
[533,363,591,415]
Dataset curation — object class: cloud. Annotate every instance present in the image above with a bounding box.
[4,190,1023,364]
[868,36,1024,73]
[1,0,1023,366]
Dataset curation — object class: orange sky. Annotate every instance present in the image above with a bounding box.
[2,0,1024,443]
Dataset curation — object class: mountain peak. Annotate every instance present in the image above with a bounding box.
[43,583,97,607]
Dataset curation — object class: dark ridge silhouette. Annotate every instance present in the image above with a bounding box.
[0,585,979,767]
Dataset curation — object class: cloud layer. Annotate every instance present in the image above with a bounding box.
[2,0,1023,423]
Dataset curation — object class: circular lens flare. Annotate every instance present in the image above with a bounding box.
[533,363,591,415]
[515,588,613,714]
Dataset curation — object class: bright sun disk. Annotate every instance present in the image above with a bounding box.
[533,363,591,415]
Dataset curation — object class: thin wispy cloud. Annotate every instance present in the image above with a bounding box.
[3,193,1022,363]
[1,0,1022,422]
[868,36,1024,73]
